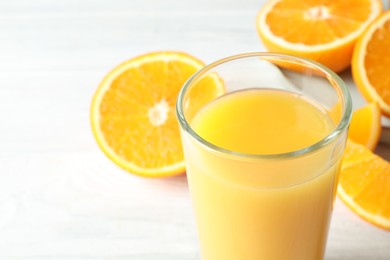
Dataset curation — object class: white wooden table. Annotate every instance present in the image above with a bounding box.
[0,0,389,259]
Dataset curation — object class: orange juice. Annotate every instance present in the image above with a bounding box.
[181,89,344,260]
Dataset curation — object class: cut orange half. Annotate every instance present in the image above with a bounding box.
[338,140,390,230]
[256,0,382,72]
[352,10,390,117]
[90,51,224,177]
[348,102,382,150]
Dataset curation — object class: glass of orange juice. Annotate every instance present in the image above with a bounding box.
[176,53,352,260]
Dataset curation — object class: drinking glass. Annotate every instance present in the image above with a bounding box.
[176,53,352,260]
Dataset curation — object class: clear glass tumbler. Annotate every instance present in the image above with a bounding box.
[176,53,352,260]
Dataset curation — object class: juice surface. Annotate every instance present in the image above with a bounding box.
[182,89,343,260]
[191,88,334,155]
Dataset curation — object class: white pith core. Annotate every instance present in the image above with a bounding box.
[148,99,170,126]
[305,6,330,20]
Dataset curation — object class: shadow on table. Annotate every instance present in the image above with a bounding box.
[327,257,383,260]
[375,141,390,160]
[326,250,388,260]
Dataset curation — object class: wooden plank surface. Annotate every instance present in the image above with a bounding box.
[0,0,389,259]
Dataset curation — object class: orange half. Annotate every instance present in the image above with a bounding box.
[256,0,382,72]
[352,10,390,117]
[90,51,224,177]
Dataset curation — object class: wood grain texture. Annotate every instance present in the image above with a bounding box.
[0,0,389,259]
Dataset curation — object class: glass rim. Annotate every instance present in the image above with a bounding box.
[176,52,352,160]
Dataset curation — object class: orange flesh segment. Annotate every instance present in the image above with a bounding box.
[339,140,390,230]
[99,59,199,169]
[266,0,373,45]
[365,19,390,104]
[348,103,381,150]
